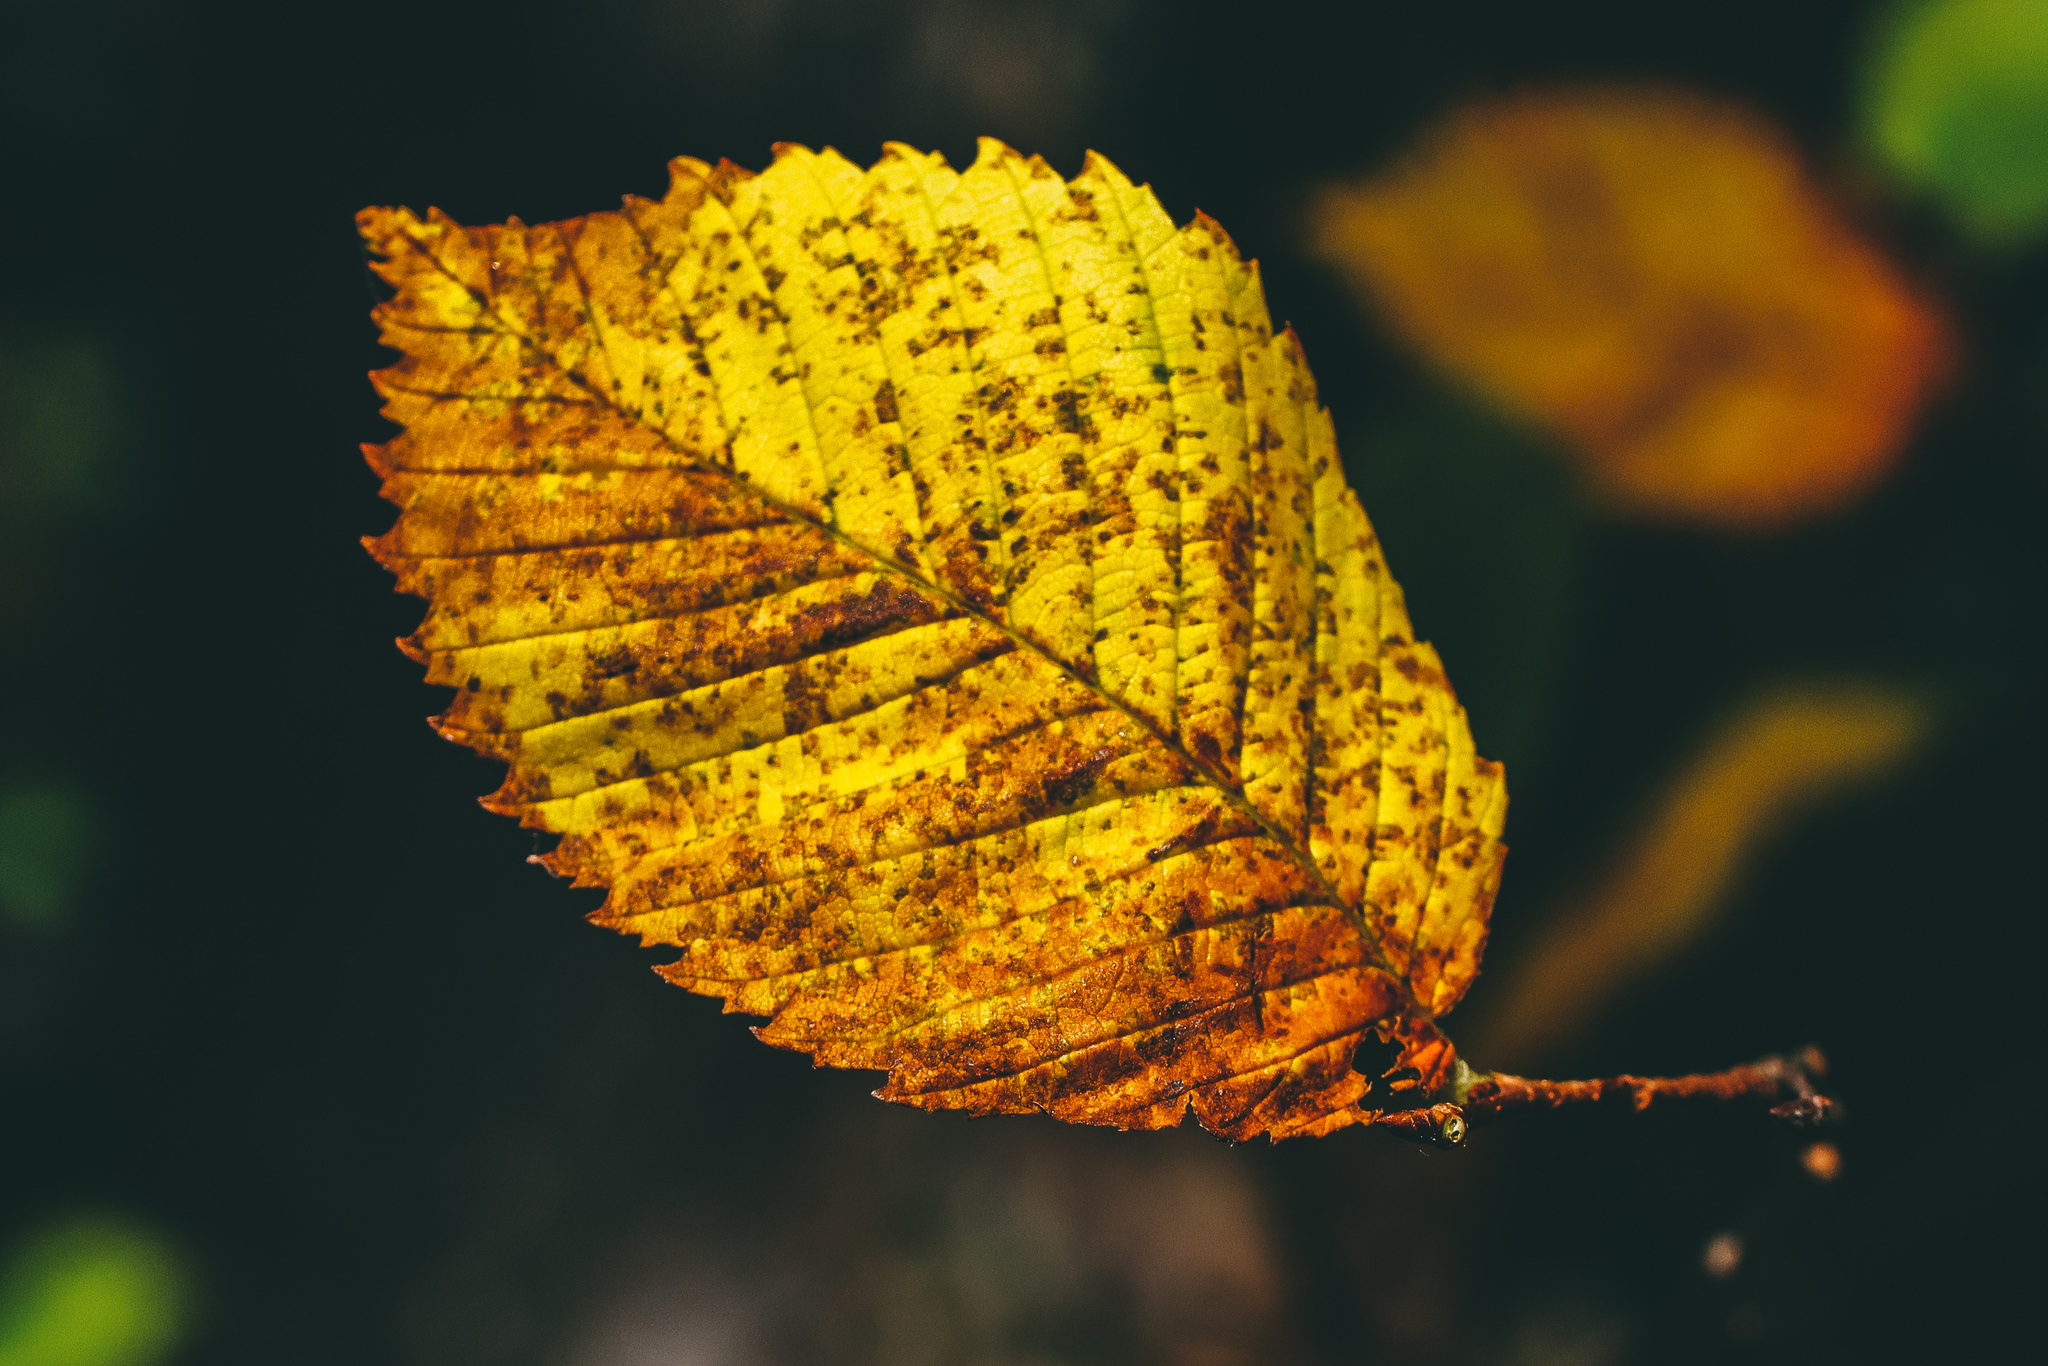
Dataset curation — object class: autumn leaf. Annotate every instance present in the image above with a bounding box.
[1311,87,1951,529]
[357,140,1511,1142]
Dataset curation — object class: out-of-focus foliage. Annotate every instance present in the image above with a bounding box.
[0,331,138,623]
[1472,685,1928,1066]
[1312,87,1951,529]
[0,336,124,511]
[0,777,99,933]
[0,1217,187,1366]
[1867,0,2048,238]
[361,140,1509,1141]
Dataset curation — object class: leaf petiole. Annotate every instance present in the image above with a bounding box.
[1373,1047,1838,1147]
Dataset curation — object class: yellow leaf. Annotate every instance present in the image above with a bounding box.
[360,140,1506,1141]
[1311,88,1952,529]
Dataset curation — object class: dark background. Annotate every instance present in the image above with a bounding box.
[3,1,2043,1362]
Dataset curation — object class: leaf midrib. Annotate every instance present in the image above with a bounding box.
[390,218,1391,971]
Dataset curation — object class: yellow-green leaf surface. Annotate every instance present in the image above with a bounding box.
[361,140,1506,1141]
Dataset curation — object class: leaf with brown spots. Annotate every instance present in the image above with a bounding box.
[360,139,1513,1142]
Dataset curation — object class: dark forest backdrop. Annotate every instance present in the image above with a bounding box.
[2,2,2043,1363]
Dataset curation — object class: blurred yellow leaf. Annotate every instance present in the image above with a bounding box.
[361,141,1507,1140]
[1312,88,1951,529]
[1471,685,1927,1067]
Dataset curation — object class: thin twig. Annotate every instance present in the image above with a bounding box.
[1371,1046,1836,1147]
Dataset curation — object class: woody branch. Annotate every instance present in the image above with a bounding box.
[1373,1046,1836,1146]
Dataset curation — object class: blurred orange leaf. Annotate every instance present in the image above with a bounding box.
[1312,87,1951,528]
[361,141,1507,1141]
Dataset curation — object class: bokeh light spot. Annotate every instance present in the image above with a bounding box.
[1867,0,2048,237]
[0,778,99,933]
[0,1217,188,1366]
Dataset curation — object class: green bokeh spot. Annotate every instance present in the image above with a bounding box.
[0,335,127,522]
[0,1219,186,1366]
[1867,0,2048,237]
[0,780,97,932]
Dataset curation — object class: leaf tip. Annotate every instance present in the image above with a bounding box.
[971,135,1023,172]
[1077,148,1133,189]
